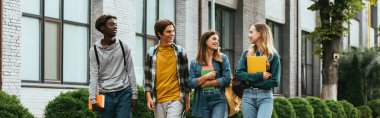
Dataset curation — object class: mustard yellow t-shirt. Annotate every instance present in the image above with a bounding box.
[156,44,180,103]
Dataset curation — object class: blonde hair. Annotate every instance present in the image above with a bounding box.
[247,23,278,57]
[196,31,223,65]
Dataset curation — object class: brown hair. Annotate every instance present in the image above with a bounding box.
[196,31,223,65]
[95,15,117,32]
[154,19,175,39]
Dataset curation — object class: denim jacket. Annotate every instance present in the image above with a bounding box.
[188,53,231,117]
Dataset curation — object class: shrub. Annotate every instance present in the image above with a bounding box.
[44,89,96,118]
[0,91,34,118]
[339,100,359,118]
[367,99,380,118]
[306,97,332,118]
[133,86,154,118]
[272,110,278,118]
[326,100,346,118]
[357,105,372,118]
[288,97,314,118]
[274,98,296,118]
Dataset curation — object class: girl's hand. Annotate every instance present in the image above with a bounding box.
[263,72,272,80]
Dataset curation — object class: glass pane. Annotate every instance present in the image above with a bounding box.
[223,51,234,71]
[350,19,360,47]
[306,40,313,64]
[21,17,40,81]
[273,23,282,56]
[45,0,60,18]
[306,65,313,95]
[222,10,233,50]
[64,0,88,23]
[301,63,307,95]
[370,28,375,47]
[135,0,144,33]
[147,0,157,35]
[63,24,88,83]
[44,21,60,80]
[134,36,144,85]
[158,0,174,21]
[21,0,40,15]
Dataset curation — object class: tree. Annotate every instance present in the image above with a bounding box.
[308,0,375,100]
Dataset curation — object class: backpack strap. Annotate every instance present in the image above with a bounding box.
[119,40,126,66]
[94,45,100,66]
[93,40,126,67]
[148,47,155,57]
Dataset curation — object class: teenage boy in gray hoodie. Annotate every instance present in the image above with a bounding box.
[89,15,138,118]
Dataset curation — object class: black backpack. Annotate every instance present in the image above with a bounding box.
[232,50,248,98]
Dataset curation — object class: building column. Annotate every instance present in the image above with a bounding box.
[175,0,200,62]
[234,0,265,66]
[283,0,299,98]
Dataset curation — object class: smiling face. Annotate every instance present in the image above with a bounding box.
[158,25,175,43]
[102,18,118,38]
[206,34,219,50]
[248,25,261,44]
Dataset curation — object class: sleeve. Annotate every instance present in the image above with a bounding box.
[89,47,99,104]
[188,60,199,88]
[215,54,231,87]
[124,43,138,99]
[144,48,153,93]
[236,51,265,83]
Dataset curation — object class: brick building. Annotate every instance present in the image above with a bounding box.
[1,0,378,117]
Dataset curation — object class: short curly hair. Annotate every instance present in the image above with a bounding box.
[95,15,117,32]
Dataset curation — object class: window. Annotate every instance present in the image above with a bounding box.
[20,0,90,84]
[135,0,175,85]
[349,19,360,47]
[266,20,283,94]
[209,4,235,71]
[301,31,314,96]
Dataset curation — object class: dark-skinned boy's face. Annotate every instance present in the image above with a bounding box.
[101,18,117,38]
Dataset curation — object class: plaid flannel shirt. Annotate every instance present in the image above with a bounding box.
[144,43,189,104]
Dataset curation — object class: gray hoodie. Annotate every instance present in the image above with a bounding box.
[89,39,138,103]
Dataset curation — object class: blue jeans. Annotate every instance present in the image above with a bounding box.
[201,88,228,118]
[100,87,132,118]
[241,88,273,118]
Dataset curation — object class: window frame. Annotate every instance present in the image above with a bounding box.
[21,0,91,85]
[136,0,177,68]
[266,20,284,94]
[301,31,314,96]
[209,3,236,71]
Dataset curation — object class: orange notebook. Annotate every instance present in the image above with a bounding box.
[88,94,105,110]
[247,56,267,73]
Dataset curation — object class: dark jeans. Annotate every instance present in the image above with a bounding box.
[100,87,132,118]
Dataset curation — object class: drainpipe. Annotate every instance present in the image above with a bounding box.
[211,0,215,30]
[0,0,3,91]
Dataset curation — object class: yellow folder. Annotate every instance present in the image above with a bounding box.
[247,56,267,73]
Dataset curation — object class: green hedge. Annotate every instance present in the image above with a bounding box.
[306,97,332,118]
[272,110,278,118]
[367,99,380,118]
[0,91,34,118]
[326,100,346,118]
[44,89,96,118]
[357,105,372,118]
[339,100,359,118]
[133,86,154,118]
[288,97,314,118]
[274,98,296,118]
